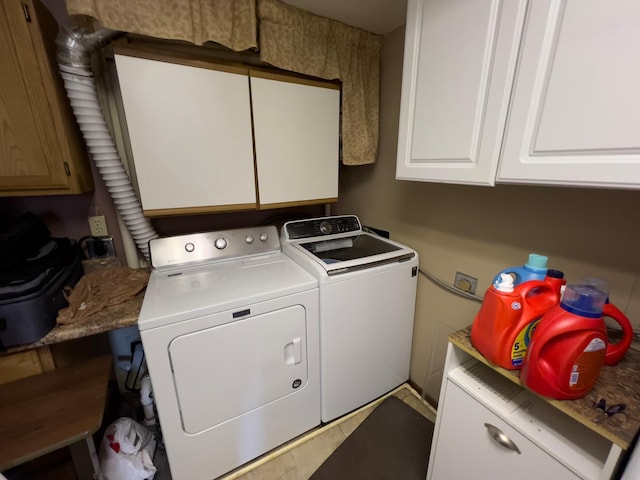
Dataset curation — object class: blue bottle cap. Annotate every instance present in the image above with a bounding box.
[526,254,548,271]
[560,284,606,318]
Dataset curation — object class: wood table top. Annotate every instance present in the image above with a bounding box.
[0,354,112,470]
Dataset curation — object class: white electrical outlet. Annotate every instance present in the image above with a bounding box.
[454,272,478,295]
[88,215,109,237]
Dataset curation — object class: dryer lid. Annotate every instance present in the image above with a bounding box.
[138,253,317,330]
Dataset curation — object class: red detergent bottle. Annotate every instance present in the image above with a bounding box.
[521,279,633,400]
[471,270,564,370]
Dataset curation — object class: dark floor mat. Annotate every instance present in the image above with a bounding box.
[309,396,435,480]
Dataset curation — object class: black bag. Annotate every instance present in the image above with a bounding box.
[0,213,83,349]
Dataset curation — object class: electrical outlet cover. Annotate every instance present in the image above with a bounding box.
[85,237,116,258]
[89,215,108,237]
[454,272,478,295]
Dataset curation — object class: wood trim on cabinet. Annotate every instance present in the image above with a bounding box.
[143,203,258,217]
[112,38,341,90]
[0,0,93,196]
[249,68,341,90]
[113,42,250,76]
[259,197,338,210]
[30,0,93,194]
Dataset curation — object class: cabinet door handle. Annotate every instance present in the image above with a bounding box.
[484,423,521,454]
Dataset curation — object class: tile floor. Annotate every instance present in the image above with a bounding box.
[153,384,436,480]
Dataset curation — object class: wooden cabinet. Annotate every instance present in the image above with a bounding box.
[0,0,93,196]
[398,0,640,189]
[429,342,623,480]
[113,46,340,217]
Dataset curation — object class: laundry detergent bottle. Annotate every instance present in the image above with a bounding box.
[520,280,633,400]
[492,253,548,286]
[471,271,564,370]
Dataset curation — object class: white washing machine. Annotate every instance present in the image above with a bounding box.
[281,215,419,423]
[138,226,320,480]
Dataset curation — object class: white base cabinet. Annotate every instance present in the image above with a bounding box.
[427,343,623,480]
[431,381,580,480]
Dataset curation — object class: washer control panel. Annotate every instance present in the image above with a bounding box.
[149,226,279,268]
[284,215,361,240]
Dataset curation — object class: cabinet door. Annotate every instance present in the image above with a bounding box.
[250,72,340,207]
[429,380,580,480]
[498,0,640,188]
[396,0,527,185]
[114,53,257,216]
[0,0,92,195]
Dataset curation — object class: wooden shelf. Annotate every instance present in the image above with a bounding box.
[450,326,640,449]
[0,355,112,471]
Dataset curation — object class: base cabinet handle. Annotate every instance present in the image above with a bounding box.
[484,423,521,454]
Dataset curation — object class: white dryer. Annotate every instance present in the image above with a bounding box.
[281,215,418,423]
[138,226,320,480]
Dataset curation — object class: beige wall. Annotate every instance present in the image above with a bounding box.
[337,26,640,405]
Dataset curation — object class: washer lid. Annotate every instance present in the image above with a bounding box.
[285,232,416,277]
[138,252,317,330]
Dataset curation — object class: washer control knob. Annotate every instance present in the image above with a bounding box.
[214,237,228,250]
[245,235,254,244]
[185,242,195,253]
[320,221,332,235]
[259,232,268,242]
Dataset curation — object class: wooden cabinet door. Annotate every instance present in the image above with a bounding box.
[0,0,70,193]
[114,53,257,216]
[396,0,527,185]
[498,0,640,188]
[250,72,340,208]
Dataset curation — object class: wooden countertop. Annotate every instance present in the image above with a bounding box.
[3,291,144,355]
[450,326,640,449]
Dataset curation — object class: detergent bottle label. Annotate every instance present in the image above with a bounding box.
[569,338,606,389]
[510,318,541,367]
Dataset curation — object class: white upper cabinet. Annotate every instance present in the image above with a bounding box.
[113,46,340,217]
[398,0,640,189]
[397,0,527,185]
[497,0,640,188]
[250,72,340,207]
[114,54,256,216]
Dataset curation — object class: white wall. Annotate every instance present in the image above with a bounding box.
[337,26,640,405]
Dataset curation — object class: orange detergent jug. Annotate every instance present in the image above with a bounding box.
[520,280,634,400]
[471,270,564,370]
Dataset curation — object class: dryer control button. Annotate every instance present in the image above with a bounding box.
[214,237,228,250]
[259,232,268,242]
[185,242,195,253]
[245,235,254,244]
[292,379,302,389]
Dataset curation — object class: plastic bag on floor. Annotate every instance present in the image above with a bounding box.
[99,417,157,480]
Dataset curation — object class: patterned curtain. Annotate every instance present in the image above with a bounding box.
[258,0,383,165]
[65,0,381,165]
[65,0,257,51]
